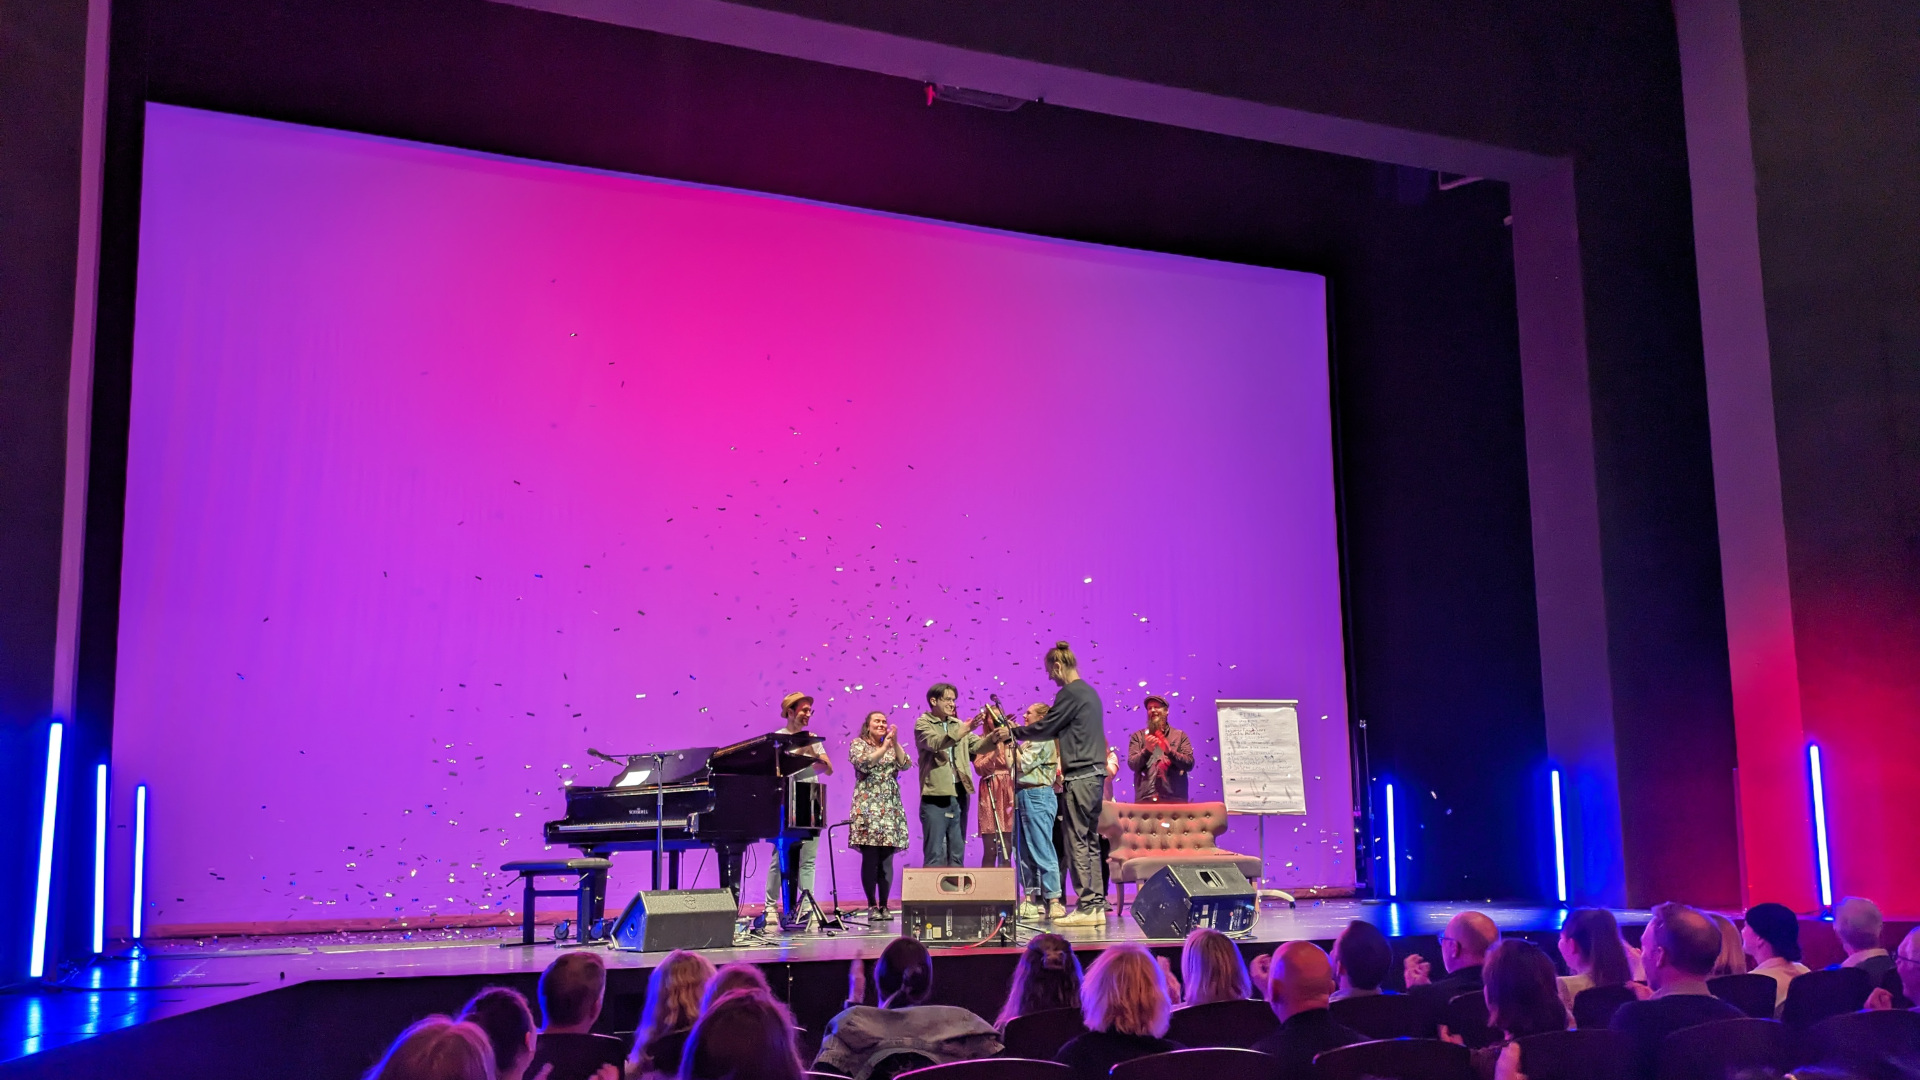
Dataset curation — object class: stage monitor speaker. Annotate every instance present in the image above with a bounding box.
[611,888,737,952]
[900,867,1015,945]
[1130,864,1256,939]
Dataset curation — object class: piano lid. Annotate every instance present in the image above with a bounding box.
[710,731,823,777]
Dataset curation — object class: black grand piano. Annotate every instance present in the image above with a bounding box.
[543,731,826,911]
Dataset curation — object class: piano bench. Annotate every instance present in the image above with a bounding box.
[501,858,613,948]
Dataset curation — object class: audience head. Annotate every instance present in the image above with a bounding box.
[458,988,535,1080]
[1082,942,1173,1038]
[998,933,1083,1026]
[1484,939,1569,1039]
[1332,920,1393,993]
[1442,911,1500,972]
[1180,928,1252,1006]
[1742,902,1803,964]
[1897,926,1920,1003]
[538,952,607,1033]
[678,989,803,1080]
[1644,902,1723,990]
[1708,913,1749,976]
[364,1015,495,1080]
[876,936,935,1008]
[640,950,717,1049]
[1833,897,1884,956]
[701,963,772,1013]
[1559,908,1633,987]
[1267,940,1338,1021]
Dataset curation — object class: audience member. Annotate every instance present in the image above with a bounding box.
[700,963,772,1014]
[815,938,1002,1078]
[1611,903,1742,1080]
[1484,940,1570,1043]
[1557,908,1635,1009]
[1249,940,1368,1080]
[634,950,717,1078]
[1180,927,1253,1006]
[1406,911,1500,1032]
[1055,942,1183,1080]
[531,953,626,1080]
[679,989,804,1080]
[997,933,1083,1027]
[1865,925,1920,1013]
[1743,902,1810,1017]
[1829,897,1893,981]
[1251,951,1274,1000]
[1708,913,1749,976]
[1330,920,1395,1001]
[460,987,539,1080]
[364,1015,496,1080]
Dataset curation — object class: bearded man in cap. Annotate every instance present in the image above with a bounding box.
[765,691,833,930]
[1126,694,1195,803]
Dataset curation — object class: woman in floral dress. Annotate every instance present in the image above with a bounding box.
[849,710,913,920]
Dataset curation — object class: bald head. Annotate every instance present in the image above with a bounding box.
[1268,941,1336,1019]
[1444,912,1500,970]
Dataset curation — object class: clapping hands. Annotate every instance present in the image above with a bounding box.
[1404,953,1433,986]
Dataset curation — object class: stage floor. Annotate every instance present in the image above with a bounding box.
[2,898,1645,1076]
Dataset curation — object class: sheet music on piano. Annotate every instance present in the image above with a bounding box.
[1215,698,1308,815]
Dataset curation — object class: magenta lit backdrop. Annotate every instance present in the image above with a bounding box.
[111,104,1351,932]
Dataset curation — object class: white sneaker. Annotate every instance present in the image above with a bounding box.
[1018,901,1046,920]
[1048,899,1069,920]
[1054,907,1108,927]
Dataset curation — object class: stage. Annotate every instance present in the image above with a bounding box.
[0,900,1646,1080]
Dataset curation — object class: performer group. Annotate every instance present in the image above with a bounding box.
[758,639,1194,931]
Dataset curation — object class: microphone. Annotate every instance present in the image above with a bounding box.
[585,747,625,765]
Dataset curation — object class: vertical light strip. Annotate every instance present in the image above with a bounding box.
[93,764,108,953]
[1808,745,1832,907]
[30,722,66,979]
[1550,769,1568,903]
[132,784,149,940]
[1385,782,1398,898]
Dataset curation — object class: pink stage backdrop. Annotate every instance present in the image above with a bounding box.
[113,104,1350,931]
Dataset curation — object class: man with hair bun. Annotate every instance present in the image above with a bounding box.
[1013,641,1111,926]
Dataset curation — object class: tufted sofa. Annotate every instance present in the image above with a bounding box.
[1096,801,1262,910]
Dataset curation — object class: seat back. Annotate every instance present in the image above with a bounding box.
[1445,990,1497,1048]
[1655,1017,1790,1080]
[1097,802,1229,869]
[1780,967,1874,1027]
[1329,993,1429,1039]
[1571,984,1640,1030]
[999,1007,1088,1061]
[1802,1008,1920,1070]
[895,1058,1069,1080]
[1708,974,1779,1019]
[1111,1047,1272,1080]
[1313,1038,1476,1080]
[1164,998,1281,1048]
[1515,1029,1632,1080]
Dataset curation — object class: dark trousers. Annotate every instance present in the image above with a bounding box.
[1060,774,1107,910]
[919,794,968,867]
[856,845,897,906]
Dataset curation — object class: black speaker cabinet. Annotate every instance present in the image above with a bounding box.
[900,867,1015,945]
[611,888,737,952]
[1130,864,1256,939]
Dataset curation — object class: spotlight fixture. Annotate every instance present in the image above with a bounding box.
[924,84,1029,112]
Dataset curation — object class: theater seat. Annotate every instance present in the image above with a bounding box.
[1708,974,1779,1019]
[1329,993,1428,1039]
[1780,967,1875,1027]
[1165,998,1281,1048]
[1314,1037,1476,1080]
[1655,1017,1790,1080]
[999,1007,1088,1061]
[1096,802,1261,910]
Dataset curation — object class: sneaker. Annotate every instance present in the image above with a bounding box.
[1053,907,1108,927]
[872,906,895,922]
[1018,901,1046,921]
[1048,899,1069,920]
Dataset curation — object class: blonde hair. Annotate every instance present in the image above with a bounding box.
[1708,912,1747,976]
[364,1015,496,1080]
[1082,943,1171,1038]
[1045,640,1079,672]
[638,950,716,1060]
[1180,928,1251,1006]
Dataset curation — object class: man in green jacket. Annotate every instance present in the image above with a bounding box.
[914,683,1006,866]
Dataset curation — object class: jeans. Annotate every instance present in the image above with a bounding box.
[1060,774,1107,910]
[919,794,968,867]
[764,835,816,917]
[1017,786,1062,899]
